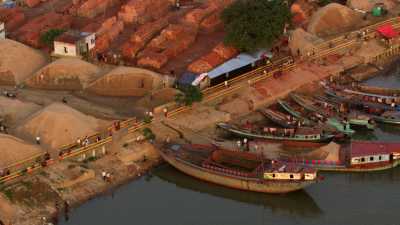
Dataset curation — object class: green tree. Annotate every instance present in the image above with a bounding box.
[221,0,291,52]
[40,29,66,47]
[175,85,203,106]
[318,0,332,6]
[142,128,156,141]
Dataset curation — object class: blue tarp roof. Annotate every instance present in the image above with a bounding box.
[207,49,271,79]
[178,72,197,85]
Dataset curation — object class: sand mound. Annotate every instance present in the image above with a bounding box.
[0,134,43,168]
[354,39,386,61]
[289,28,323,56]
[25,58,102,90]
[86,66,165,97]
[16,103,106,150]
[0,39,48,85]
[305,142,340,161]
[307,3,362,36]
[347,0,396,11]
[0,96,41,125]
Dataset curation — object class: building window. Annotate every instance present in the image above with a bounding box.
[64,47,68,53]
[361,157,365,162]
[91,38,95,44]
[379,156,382,160]
[370,156,374,161]
[290,174,294,179]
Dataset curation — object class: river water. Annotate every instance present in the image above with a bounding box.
[60,72,400,225]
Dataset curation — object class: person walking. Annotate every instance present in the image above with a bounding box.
[35,136,41,145]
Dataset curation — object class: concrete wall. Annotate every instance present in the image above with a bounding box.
[84,33,96,50]
[54,42,77,57]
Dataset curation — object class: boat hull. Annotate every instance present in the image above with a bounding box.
[300,160,400,172]
[159,150,315,194]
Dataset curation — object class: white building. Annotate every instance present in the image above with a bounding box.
[53,31,95,57]
[0,22,5,39]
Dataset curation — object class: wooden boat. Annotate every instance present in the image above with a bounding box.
[158,143,318,193]
[277,100,315,126]
[357,84,400,96]
[291,94,376,131]
[217,122,335,143]
[259,108,299,128]
[291,140,400,172]
[326,89,400,125]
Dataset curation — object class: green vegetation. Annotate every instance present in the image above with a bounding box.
[318,0,332,6]
[142,128,156,141]
[221,0,291,52]
[144,115,152,124]
[40,29,66,47]
[175,85,203,106]
[2,189,14,201]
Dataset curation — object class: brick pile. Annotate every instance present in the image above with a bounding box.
[0,8,25,32]
[121,18,169,59]
[200,10,223,33]
[75,0,120,18]
[187,42,238,73]
[118,0,170,25]
[137,24,197,69]
[15,12,72,48]
[91,16,124,53]
[24,0,41,8]
[182,5,217,25]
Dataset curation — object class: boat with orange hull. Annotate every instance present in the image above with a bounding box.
[158,144,318,194]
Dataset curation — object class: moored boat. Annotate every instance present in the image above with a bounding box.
[216,122,335,143]
[158,143,318,193]
[259,108,299,128]
[284,141,400,172]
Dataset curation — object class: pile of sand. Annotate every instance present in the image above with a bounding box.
[347,0,396,11]
[0,39,48,85]
[0,134,43,168]
[307,3,362,37]
[16,103,107,150]
[289,28,323,56]
[25,58,102,90]
[0,96,41,125]
[86,66,165,97]
[354,39,386,61]
[305,142,340,161]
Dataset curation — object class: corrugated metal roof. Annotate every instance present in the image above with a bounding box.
[207,50,272,79]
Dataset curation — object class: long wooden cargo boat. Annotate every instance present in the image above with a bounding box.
[259,108,299,128]
[291,93,376,130]
[158,143,318,193]
[284,141,400,172]
[278,99,354,136]
[277,100,314,126]
[325,89,400,125]
[358,84,400,96]
[217,122,335,143]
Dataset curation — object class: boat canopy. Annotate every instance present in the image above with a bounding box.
[207,50,272,79]
[350,140,400,157]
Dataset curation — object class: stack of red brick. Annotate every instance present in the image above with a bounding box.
[76,0,119,18]
[0,8,25,32]
[188,42,238,73]
[121,18,169,60]
[24,0,46,8]
[15,12,72,48]
[118,0,170,25]
[85,16,124,53]
[137,24,197,69]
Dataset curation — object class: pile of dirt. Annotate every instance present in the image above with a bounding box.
[0,97,41,125]
[347,0,397,11]
[307,3,362,37]
[14,12,72,48]
[16,103,107,150]
[188,42,238,73]
[288,28,323,56]
[25,58,102,90]
[0,39,48,85]
[118,0,170,25]
[86,66,164,96]
[353,39,386,61]
[0,134,43,168]
[307,142,340,162]
[0,8,25,32]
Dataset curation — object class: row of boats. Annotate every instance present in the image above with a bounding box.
[158,82,400,194]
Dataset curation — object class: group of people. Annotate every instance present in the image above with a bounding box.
[101,171,112,182]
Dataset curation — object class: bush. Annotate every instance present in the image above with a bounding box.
[40,29,66,47]
[175,85,203,106]
[221,0,291,52]
[142,128,156,141]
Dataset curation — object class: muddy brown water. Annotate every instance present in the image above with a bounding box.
[59,73,400,225]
